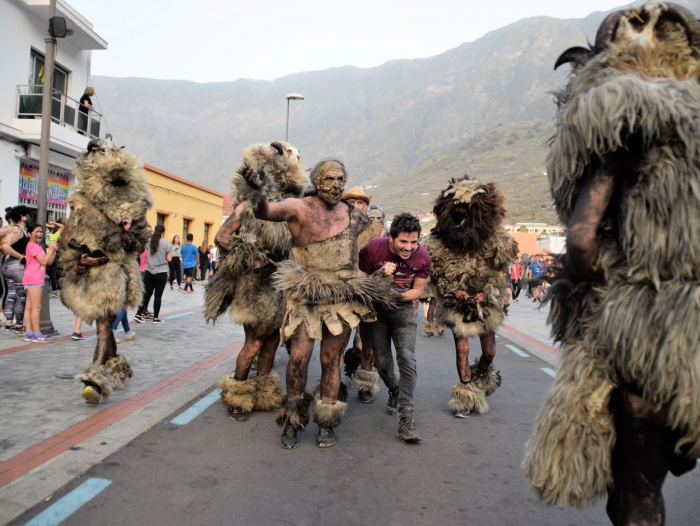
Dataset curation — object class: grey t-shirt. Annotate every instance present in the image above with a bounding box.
[146,238,173,274]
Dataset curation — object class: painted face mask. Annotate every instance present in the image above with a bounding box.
[314,161,346,206]
[369,208,384,226]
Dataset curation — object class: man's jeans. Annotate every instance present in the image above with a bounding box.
[364,303,417,417]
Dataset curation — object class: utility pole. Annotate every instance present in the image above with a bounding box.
[285,93,304,141]
[37,0,58,336]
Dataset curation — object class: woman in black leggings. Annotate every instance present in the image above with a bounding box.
[1,206,31,333]
[134,225,172,324]
[169,235,182,290]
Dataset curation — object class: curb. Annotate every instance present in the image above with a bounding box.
[497,323,559,368]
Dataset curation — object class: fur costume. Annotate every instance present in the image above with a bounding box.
[219,372,284,413]
[74,364,113,401]
[60,138,152,324]
[352,367,381,395]
[312,393,348,428]
[523,2,700,508]
[205,142,308,338]
[448,381,489,415]
[276,393,314,431]
[274,205,402,342]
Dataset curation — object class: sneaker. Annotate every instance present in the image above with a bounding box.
[280,423,299,450]
[152,318,164,324]
[4,324,14,333]
[32,333,53,344]
[23,332,34,342]
[397,416,422,442]
[228,406,250,422]
[387,387,400,415]
[133,315,145,323]
[13,326,24,336]
[316,425,337,448]
[178,286,183,292]
[503,304,510,317]
[81,384,101,404]
[71,332,87,341]
[50,291,59,298]
[182,288,189,294]
[170,284,174,290]
[358,390,375,404]
[124,331,136,341]
[454,409,471,419]
[115,338,121,344]
[143,311,153,319]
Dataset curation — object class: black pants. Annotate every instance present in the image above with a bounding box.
[137,271,168,318]
[47,258,58,291]
[512,279,522,299]
[168,257,181,286]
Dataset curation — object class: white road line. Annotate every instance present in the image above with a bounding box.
[505,344,529,357]
[541,367,556,378]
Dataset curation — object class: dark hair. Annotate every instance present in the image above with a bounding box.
[187,233,194,242]
[9,206,31,224]
[27,222,43,236]
[389,212,421,239]
[149,224,165,255]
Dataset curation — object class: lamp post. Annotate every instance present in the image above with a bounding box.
[285,93,304,141]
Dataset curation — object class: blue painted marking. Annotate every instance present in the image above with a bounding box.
[86,328,124,342]
[505,344,529,357]
[537,338,554,344]
[170,389,221,425]
[25,478,112,526]
[165,311,194,320]
[541,367,556,378]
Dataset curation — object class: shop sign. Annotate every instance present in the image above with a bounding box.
[18,164,69,206]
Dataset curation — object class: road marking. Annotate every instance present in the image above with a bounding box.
[505,344,529,357]
[86,328,124,342]
[170,389,221,425]
[541,367,556,378]
[537,338,554,344]
[25,477,112,526]
[165,311,194,320]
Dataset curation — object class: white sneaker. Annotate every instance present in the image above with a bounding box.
[125,331,136,341]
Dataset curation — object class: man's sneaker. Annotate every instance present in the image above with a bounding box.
[280,423,299,450]
[71,332,87,340]
[152,318,164,324]
[32,333,53,344]
[358,390,374,404]
[503,304,510,317]
[316,425,337,448]
[386,387,400,415]
[81,384,101,404]
[397,416,422,443]
[124,331,136,341]
[133,314,145,323]
[454,409,471,419]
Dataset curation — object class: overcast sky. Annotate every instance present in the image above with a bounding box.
[68,0,627,83]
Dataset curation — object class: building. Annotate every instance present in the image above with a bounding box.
[504,223,563,235]
[144,164,224,246]
[537,230,566,254]
[0,0,107,221]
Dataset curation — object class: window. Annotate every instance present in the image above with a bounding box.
[182,219,190,241]
[203,224,210,246]
[30,50,68,94]
[157,213,167,226]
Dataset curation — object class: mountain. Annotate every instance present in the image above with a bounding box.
[93,0,700,201]
[370,119,556,224]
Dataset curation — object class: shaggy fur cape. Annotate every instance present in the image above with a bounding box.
[523,3,700,508]
[60,139,152,323]
[204,142,308,337]
[425,177,517,339]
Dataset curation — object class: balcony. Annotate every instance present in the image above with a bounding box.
[16,85,102,140]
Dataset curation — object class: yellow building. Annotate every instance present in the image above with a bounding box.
[144,164,224,246]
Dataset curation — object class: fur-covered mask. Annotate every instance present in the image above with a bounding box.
[233,141,308,205]
[432,175,506,256]
[308,159,347,206]
[368,204,386,228]
[73,137,153,225]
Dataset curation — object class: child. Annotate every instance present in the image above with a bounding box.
[22,223,57,343]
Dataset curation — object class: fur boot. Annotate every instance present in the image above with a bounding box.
[352,368,380,394]
[470,361,502,396]
[253,372,284,411]
[105,354,133,391]
[312,382,349,402]
[219,374,256,413]
[448,381,489,414]
[343,345,362,378]
[312,394,348,428]
[423,320,437,338]
[75,364,113,401]
[275,392,313,430]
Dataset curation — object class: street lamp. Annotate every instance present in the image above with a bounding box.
[286,93,304,142]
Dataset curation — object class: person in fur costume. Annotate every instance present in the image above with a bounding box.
[206,141,308,422]
[60,137,153,404]
[423,176,517,418]
[522,4,700,524]
[242,158,400,449]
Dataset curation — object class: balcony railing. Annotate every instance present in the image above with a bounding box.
[16,85,102,140]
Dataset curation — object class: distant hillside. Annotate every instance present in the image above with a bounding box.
[371,120,556,224]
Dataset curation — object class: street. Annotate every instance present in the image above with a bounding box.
[3,296,698,525]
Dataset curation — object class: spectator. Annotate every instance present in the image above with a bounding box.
[181,233,198,294]
[510,258,524,301]
[112,307,136,342]
[22,223,57,343]
[198,240,210,281]
[529,254,546,302]
[46,220,63,298]
[2,206,31,333]
[71,316,87,341]
[134,224,172,324]
[78,87,95,136]
[210,243,218,276]
[169,235,182,290]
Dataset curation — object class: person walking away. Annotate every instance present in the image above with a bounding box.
[46,220,63,298]
[169,235,182,290]
[181,234,198,293]
[359,213,431,442]
[2,206,31,334]
[22,223,57,343]
[112,307,136,342]
[510,258,523,301]
[134,225,172,323]
[198,241,210,282]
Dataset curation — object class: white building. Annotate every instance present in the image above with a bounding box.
[537,230,567,254]
[0,0,107,221]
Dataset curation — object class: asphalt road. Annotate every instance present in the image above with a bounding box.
[14,311,700,526]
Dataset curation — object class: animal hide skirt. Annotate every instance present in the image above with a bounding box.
[435,284,504,339]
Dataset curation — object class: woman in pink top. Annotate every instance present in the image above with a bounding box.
[22,223,57,343]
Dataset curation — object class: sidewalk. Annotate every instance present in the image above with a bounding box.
[498,295,559,368]
[0,282,245,524]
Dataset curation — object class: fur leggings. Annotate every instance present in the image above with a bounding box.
[2,257,26,326]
